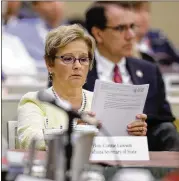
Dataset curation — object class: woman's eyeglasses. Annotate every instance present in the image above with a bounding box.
[55,55,90,65]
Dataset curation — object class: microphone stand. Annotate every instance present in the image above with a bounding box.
[37,91,82,181]
[65,110,80,181]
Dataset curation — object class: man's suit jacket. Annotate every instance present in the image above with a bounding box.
[83,57,175,126]
[5,18,69,62]
[146,29,179,64]
[5,18,45,61]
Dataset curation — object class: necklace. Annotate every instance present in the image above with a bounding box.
[52,87,87,112]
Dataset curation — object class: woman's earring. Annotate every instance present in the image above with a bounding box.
[48,72,53,82]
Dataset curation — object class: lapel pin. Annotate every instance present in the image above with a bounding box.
[136,70,143,78]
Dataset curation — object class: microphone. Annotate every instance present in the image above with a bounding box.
[37,90,99,181]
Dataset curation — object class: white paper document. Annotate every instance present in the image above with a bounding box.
[91,80,149,136]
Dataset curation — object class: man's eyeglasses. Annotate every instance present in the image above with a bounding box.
[105,23,138,33]
[55,55,90,65]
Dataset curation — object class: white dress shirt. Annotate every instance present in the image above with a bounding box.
[36,19,49,44]
[2,30,38,84]
[95,49,132,84]
[2,32,37,76]
[36,19,68,44]
[136,37,153,55]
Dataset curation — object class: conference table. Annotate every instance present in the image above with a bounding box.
[9,150,177,167]
[4,150,179,180]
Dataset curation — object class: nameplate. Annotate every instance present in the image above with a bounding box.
[15,175,53,181]
[90,136,149,161]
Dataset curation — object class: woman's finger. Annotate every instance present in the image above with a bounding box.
[136,114,147,121]
[87,111,96,117]
[127,126,146,132]
[128,128,147,136]
[97,122,102,129]
[128,121,147,128]
[128,131,146,136]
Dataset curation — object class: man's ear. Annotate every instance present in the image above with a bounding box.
[91,26,103,44]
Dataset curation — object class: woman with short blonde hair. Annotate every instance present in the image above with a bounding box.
[17,24,147,150]
[45,24,95,70]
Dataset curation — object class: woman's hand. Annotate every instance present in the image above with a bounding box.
[87,112,102,129]
[127,114,147,136]
[77,112,102,129]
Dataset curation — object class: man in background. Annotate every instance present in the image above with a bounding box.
[2,1,38,97]
[133,1,179,65]
[3,1,22,27]
[84,1,179,151]
[5,1,67,61]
